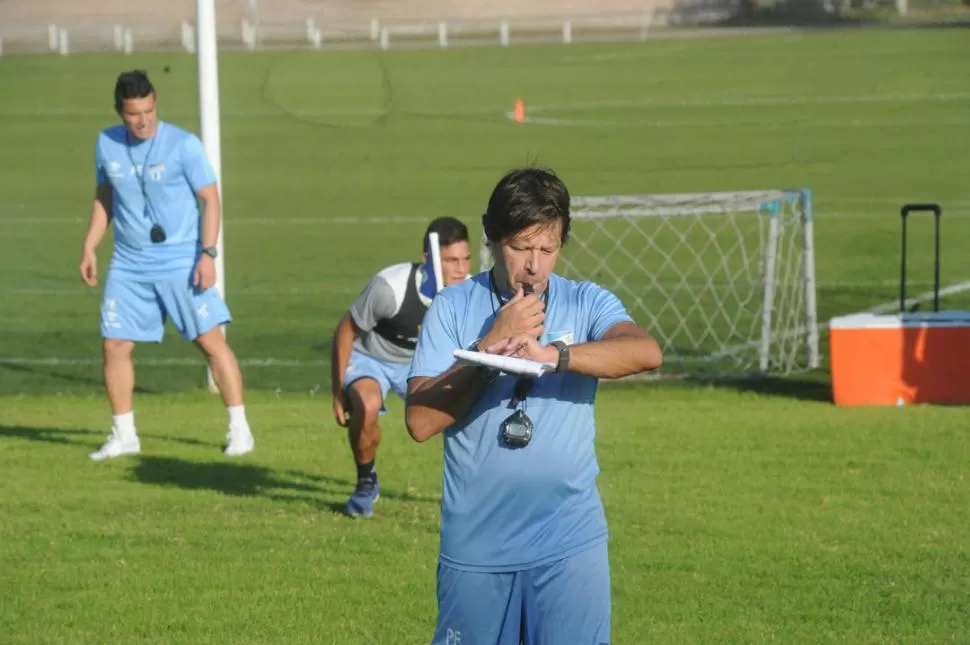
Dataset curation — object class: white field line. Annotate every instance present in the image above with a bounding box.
[5,280,970,369]
[4,91,968,120]
[525,92,970,112]
[3,208,968,227]
[511,113,970,129]
[0,357,326,367]
[0,214,432,225]
[699,279,970,363]
[0,278,952,297]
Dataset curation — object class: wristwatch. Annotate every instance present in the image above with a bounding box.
[550,340,570,374]
[202,246,218,258]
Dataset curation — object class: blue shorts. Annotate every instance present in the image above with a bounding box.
[343,349,410,414]
[100,270,231,343]
[432,541,611,645]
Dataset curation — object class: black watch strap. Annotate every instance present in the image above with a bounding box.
[551,340,570,373]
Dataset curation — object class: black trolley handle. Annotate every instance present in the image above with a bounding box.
[900,203,942,313]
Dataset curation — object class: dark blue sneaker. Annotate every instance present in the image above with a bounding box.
[345,477,380,518]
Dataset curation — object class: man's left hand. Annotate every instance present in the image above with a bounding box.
[193,254,216,291]
[483,334,558,365]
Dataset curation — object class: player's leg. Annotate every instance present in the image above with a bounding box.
[90,273,165,461]
[155,274,253,456]
[521,541,611,645]
[193,326,253,455]
[433,563,524,645]
[342,350,394,518]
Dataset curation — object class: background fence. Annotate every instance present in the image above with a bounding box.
[0,0,966,55]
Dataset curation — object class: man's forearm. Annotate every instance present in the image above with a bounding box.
[330,322,355,395]
[83,199,110,253]
[201,196,220,249]
[566,335,663,379]
[405,364,488,442]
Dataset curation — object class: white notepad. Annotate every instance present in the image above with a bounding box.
[453,349,556,377]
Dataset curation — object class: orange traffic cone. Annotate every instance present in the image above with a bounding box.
[513,98,525,123]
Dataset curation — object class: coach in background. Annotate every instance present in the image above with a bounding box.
[79,70,254,461]
[405,167,663,644]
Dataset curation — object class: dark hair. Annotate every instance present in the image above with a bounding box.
[482,168,570,246]
[114,70,155,114]
[423,216,470,254]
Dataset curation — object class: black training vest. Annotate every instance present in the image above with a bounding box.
[373,263,428,351]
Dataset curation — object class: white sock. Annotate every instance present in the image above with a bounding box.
[227,405,249,429]
[112,411,136,439]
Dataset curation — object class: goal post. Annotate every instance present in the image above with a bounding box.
[196,0,226,393]
[479,189,819,378]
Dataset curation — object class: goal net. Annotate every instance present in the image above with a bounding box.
[479,189,819,378]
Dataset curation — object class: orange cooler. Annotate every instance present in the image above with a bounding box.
[829,311,970,406]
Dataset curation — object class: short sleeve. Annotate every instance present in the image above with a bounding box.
[349,276,397,332]
[408,293,461,381]
[586,283,635,342]
[181,134,217,192]
[95,135,109,185]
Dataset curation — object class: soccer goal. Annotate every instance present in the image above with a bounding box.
[479,189,819,378]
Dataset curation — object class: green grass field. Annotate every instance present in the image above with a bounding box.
[1,26,969,644]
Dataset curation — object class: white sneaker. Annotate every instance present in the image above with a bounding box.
[89,430,141,461]
[224,425,254,457]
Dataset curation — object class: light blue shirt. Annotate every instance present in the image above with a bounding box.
[409,271,634,572]
[95,121,217,279]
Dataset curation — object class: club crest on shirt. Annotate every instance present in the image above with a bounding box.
[546,331,574,345]
[147,163,166,181]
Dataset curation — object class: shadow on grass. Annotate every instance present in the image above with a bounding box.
[685,371,833,403]
[127,456,440,513]
[0,425,101,446]
[0,425,212,448]
[707,1,970,29]
[0,360,159,394]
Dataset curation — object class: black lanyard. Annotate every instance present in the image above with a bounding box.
[486,269,549,406]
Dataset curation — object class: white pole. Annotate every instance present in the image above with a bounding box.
[499,22,509,46]
[428,233,445,294]
[123,29,133,55]
[182,21,195,53]
[562,21,572,44]
[197,0,226,392]
[759,204,781,372]
[113,24,124,50]
[438,22,448,48]
[58,28,69,56]
[48,24,58,51]
[241,19,254,50]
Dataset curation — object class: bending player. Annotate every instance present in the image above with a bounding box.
[330,217,472,518]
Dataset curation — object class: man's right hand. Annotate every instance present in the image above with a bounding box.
[333,390,351,427]
[479,285,545,348]
[79,249,98,287]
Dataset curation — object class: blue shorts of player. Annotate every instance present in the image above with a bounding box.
[343,349,410,414]
[100,269,231,342]
[432,541,611,645]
